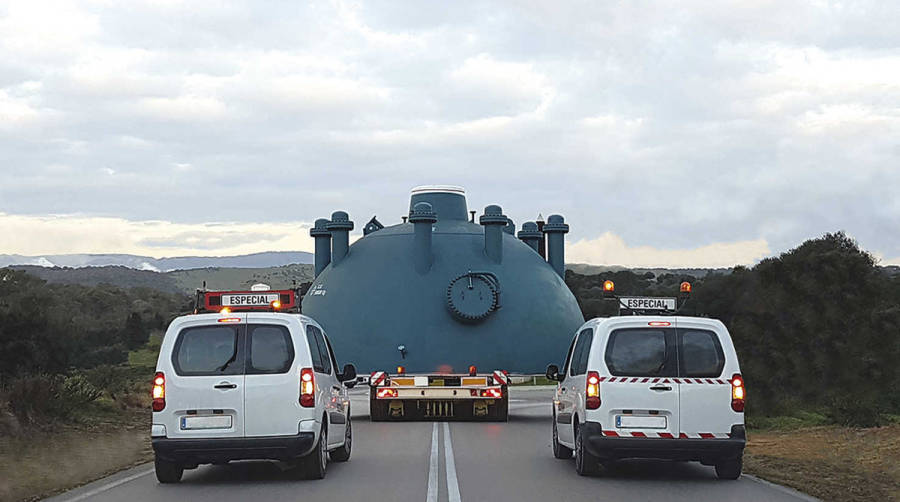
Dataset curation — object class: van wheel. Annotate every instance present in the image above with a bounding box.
[552,418,572,459]
[154,456,183,483]
[574,422,600,476]
[715,457,742,480]
[330,417,352,462]
[299,423,327,479]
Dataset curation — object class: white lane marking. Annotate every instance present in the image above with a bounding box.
[427,422,439,502]
[443,422,461,502]
[745,474,822,501]
[57,467,153,502]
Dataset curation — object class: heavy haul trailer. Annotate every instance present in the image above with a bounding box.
[369,369,510,421]
[301,186,586,422]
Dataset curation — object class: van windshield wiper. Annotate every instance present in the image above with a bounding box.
[217,343,239,372]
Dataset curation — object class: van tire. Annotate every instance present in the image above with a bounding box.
[154,456,183,483]
[715,457,742,480]
[574,421,600,476]
[330,417,352,462]
[552,417,572,459]
[299,423,328,479]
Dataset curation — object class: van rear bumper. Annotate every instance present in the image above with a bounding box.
[583,422,745,463]
[152,432,316,465]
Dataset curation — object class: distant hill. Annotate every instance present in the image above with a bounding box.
[0,251,313,271]
[566,263,730,278]
[12,265,183,293]
[9,263,315,295]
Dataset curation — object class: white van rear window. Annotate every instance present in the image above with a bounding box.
[173,326,242,376]
[678,329,725,377]
[605,329,671,376]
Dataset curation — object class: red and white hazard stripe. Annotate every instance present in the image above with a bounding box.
[597,376,729,384]
[492,370,508,386]
[370,371,386,386]
[601,430,730,438]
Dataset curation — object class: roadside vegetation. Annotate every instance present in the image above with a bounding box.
[1,231,898,501]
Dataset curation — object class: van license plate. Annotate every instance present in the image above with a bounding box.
[181,415,232,430]
[616,415,666,429]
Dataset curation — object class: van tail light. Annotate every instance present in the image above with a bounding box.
[300,367,315,407]
[151,372,166,412]
[586,371,601,410]
[731,373,745,412]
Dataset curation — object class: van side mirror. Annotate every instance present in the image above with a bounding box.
[546,364,561,382]
[340,363,357,383]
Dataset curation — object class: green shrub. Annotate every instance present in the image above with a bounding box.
[827,393,884,428]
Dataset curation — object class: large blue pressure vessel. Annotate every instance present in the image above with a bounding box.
[302,186,584,373]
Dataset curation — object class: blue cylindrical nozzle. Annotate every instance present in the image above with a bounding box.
[517,221,543,254]
[543,214,569,278]
[409,202,438,274]
[480,205,508,263]
[326,211,354,266]
[310,218,332,277]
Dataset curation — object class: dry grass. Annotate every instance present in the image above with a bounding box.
[0,414,151,502]
[745,424,900,502]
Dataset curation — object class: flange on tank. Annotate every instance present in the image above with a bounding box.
[302,185,585,373]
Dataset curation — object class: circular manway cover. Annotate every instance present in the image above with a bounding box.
[446,274,499,322]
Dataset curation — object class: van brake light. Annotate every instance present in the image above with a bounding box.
[300,368,315,407]
[586,371,601,409]
[151,372,165,411]
[731,373,745,412]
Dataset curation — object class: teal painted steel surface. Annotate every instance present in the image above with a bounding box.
[302,188,584,373]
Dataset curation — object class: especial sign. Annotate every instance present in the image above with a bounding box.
[619,296,677,311]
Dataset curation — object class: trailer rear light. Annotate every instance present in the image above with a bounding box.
[151,372,165,411]
[397,366,405,375]
[586,371,601,409]
[731,373,745,412]
[480,387,502,398]
[469,365,477,376]
[377,388,398,398]
[300,368,315,407]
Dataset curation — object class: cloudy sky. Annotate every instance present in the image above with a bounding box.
[1,0,898,267]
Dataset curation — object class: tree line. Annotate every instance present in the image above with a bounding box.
[566,232,900,426]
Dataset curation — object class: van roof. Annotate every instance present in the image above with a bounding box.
[169,312,318,327]
[585,315,725,330]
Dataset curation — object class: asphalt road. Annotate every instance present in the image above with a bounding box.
[45,387,816,502]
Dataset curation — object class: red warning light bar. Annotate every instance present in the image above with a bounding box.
[201,289,297,313]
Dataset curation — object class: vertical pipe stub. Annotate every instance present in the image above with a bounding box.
[543,214,569,278]
[503,217,515,235]
[409,202,438,274]
[326,211,354,266]
[310,218,332,278]
[517,221,543,254]
[479,204,508,263]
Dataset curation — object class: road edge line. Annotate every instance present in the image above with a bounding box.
[55,467,154,502]
[443,422,461,502]
[744,474,822,502]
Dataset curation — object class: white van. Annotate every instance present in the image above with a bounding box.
[546,316,746,479]
[150,289,356,483]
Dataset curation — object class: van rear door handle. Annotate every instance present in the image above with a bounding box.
[214,383,237,389]
[649,385,672,391]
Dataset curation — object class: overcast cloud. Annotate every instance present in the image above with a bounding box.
[1,0,898,266]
